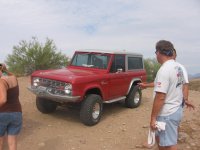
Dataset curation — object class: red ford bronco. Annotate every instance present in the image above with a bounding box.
[28,50,146,126]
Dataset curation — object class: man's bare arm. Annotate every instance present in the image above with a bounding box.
[150,92,166,130]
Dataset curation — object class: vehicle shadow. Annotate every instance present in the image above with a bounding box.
[48,101,133,125]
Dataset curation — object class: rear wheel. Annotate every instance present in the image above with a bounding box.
[125,86,142,108]
[36,97,57,113]
[80,94,103,126]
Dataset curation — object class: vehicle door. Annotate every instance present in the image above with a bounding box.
[107,54,129,99]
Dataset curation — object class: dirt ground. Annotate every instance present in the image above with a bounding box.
[3,76,200,150]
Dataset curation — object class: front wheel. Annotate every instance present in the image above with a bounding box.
[125,86,142,108]
[36,97,57,113]
[80,94,103,126]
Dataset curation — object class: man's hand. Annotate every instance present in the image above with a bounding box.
[137,83,147,89]
[150,118,157,130]
[1,64,7,72]
[0,63,7,71]
[138,82,154,89]
[185,100,195,110]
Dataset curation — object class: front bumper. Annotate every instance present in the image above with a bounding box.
[27,86,81,103]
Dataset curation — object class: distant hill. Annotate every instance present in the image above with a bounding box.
[189,78,200,92]
[189,73,200,80]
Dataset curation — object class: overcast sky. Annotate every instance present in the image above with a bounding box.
[0,0,199,74]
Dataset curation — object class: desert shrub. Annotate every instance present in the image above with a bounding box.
[144,58,161,82]
[5,37,69,76]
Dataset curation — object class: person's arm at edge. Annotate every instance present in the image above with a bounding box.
[0,80,8,107]
[4,70,13,76]
[181,65,195,110]
[183,83,189,102]
[183,83,195,110]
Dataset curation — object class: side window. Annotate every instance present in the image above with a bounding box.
[110,55,125,73]
[128,57,143,70]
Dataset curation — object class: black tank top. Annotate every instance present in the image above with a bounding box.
[0,81,22,112]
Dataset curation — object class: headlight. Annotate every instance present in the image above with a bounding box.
[33,77,40,87]
[64,83,72,95]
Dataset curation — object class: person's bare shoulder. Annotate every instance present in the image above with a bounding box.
[1,75,18,89]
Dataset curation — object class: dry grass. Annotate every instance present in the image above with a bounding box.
[189,78,200,92]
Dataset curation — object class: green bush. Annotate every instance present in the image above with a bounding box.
[144,58,160,82]
[5,37,69,76]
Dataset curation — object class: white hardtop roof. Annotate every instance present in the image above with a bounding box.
[75,49,143,56]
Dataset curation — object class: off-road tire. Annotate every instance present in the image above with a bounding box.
[125,85,142,108]
[36,97,57,113]
[80,94,103,126]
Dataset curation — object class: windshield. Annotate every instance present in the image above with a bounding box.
[71,52,110,69]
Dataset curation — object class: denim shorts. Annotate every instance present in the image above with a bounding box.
[155,106,183,147]
[0,112,22,136]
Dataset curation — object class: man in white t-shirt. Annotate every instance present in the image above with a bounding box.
[151,40,185,150]
[138,44,194,149]
[138,49,194,109]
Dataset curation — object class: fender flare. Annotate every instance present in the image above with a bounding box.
[126,78,142,95]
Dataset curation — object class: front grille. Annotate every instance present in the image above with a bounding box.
[37,78,66,95]
[38,78,65,87]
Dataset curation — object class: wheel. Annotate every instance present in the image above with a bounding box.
[36,97,57,113]
[125,85,142,108]
[80,94,103,126]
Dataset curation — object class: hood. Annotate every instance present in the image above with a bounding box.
[32,68,102,82]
